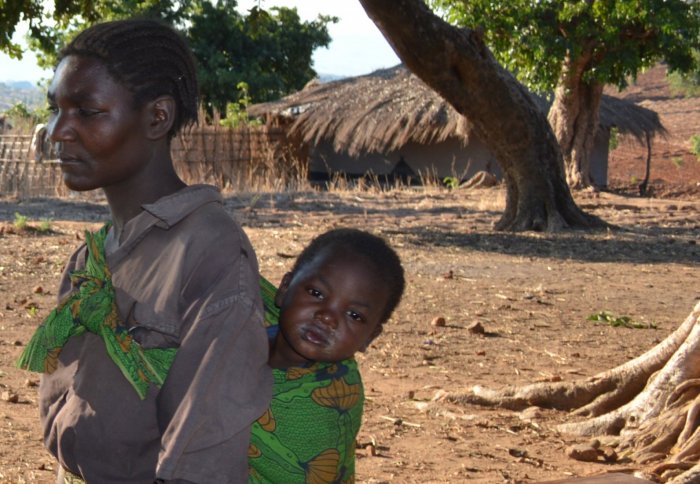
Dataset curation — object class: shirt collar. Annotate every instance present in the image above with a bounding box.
[141,184,223,228]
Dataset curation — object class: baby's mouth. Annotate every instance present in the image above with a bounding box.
[302,324,330,346]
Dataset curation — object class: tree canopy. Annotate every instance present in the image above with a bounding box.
[188,1,334,112]
[1,0,335,115]
[429,0,700,187]
[430,0,700,95]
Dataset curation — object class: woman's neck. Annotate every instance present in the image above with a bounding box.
[104,159,186,241]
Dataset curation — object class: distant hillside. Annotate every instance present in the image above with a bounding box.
[605,63,700,197]
[606,64,700,147]
[0,81,44,113]
[317,73,347,83]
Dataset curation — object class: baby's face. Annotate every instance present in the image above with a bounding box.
[274,249,389,366]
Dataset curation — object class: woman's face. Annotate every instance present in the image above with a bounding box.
[47,55,151,192]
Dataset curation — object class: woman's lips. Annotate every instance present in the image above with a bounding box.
[58,156,81,167]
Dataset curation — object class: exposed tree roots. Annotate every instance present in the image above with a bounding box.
[439,301,700,483]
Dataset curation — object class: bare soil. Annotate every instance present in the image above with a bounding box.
[0,182,698,483]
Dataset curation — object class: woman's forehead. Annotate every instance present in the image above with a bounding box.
[49,56,127,101]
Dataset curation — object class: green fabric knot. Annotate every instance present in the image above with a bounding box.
[16,224,176,400]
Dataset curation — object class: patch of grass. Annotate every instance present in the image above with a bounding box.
[690,134,700,162]
[609,126,619,151]
[9,214,54,234]
[587,311,657,329]
[13,212,28,230]
[443,176,459,190]
[672,157,684,169]
[38,218,53,232]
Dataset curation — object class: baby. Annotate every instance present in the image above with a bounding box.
[250,227,405,483]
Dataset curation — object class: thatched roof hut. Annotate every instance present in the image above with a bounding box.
[248,64,666,159]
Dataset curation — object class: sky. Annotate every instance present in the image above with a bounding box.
[0,1,400,84]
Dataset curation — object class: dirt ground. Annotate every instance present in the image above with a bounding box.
[0,180,697,484]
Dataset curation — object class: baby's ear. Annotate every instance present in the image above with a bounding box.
[359,324,384,353]
[274,272,293,307]
[145,95,176,140]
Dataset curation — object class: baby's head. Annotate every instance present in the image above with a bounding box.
[272,228,405,367]
[57,18,199,138]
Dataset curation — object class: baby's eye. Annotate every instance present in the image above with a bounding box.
[307,288,323,299]
[347,311,365,322]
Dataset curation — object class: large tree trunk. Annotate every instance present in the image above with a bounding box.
[438,301,700,484]
[548,53,604,189]
[359,0,606,232]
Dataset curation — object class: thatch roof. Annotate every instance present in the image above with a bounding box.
[248,65,666,157]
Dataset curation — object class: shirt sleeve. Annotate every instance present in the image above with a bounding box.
[154,252,272,483]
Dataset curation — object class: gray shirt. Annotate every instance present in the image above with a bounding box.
[39,185,272,483]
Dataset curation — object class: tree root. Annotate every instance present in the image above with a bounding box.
[441,301,698,413]
[656,462,699,484]
[438,300,700,482]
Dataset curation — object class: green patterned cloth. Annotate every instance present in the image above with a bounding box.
[249,278,364,484]
[16,224,177,400]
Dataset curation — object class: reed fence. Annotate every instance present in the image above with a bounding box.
[0,125,305,198]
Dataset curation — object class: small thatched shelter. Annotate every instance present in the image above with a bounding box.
[249,65,665,185]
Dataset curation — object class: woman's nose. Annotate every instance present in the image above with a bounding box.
[48,110,76,143]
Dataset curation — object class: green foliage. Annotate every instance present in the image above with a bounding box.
[12,0,188,71]
[429,0,700,95]
[219,82,262,128]
[442,176,459,189]
[690,134,700,162]
[11,213,53,232]
[668,50,700,97]
[2,101,49,132]
[4,102,37,122]
[38,218,52,232]
[188,2,335,114]
[1,1,335,116]
[672,157,684,169]
[608,127,619,151]
[13,212,28,230]
[587,311,657,329]
[0,0,42,58]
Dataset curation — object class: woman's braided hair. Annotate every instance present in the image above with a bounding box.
[59,18,199,138]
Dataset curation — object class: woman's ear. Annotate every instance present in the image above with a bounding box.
[145,95,176,140]
[274,273,293,307]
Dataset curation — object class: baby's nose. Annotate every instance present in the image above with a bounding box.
[316,309,338,328]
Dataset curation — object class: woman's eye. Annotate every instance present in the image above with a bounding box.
[78,108,100,116]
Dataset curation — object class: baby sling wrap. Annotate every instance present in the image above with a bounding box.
[249,278,364,484]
